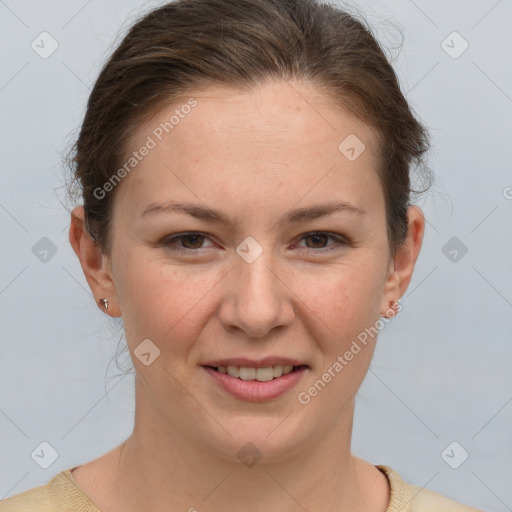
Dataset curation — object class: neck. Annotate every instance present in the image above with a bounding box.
[105,391,388,512]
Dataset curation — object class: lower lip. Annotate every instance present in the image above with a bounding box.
[202,366,308,402]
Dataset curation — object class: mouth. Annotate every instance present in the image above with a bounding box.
[203,364,308,382]
[200,359,309,402]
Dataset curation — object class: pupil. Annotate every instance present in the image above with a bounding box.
[183,235,203,249]
[181,234,328,250]
[307,233,327,248]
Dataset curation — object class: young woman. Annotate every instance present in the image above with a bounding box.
[1,0,482,510]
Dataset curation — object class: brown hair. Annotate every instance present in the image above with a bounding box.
[66,0,432,257]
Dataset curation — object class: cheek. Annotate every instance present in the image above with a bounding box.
[114,250,226,352]
[296,258,384,334]
[293,260,385,408]
[114,243,386,364]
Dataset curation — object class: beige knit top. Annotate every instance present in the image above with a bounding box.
[0,464,483,511]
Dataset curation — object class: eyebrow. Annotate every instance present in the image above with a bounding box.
[141,199,365,229]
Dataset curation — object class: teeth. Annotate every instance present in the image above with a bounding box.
[216,364,297,381]
[255,367,274,381]
[239,367,256,380]
[227,365,239,377]
[273,365,283,377]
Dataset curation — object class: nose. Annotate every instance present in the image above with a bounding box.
[217,252,295,338]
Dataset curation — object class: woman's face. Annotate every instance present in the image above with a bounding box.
[99,80,414,461]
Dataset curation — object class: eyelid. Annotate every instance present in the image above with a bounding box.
[160,230,350,254]
[162,232,217,251]
[293,231,350,251]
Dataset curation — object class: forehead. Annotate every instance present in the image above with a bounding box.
[115,80,384,221]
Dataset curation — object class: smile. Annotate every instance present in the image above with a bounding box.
[210,364,297,381]
[201,363,309,402]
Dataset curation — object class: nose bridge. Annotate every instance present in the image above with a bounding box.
[237,249,278,300]
[218,240,294,337]
[234,234,278,294]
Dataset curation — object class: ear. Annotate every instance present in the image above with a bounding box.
[68,206,121,317]
[380,205,425,317]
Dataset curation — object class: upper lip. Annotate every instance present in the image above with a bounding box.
[201,357,308,368]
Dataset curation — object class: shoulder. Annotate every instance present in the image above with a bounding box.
[0,468,99,512]
[377,465,484,512]
[407,483,484,511]
[0,482,52,512]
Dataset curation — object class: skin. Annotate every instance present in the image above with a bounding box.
[69,79,424,512]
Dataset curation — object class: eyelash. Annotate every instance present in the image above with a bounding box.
[160,231,350,255]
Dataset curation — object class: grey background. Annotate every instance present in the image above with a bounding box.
[0,0,511,510]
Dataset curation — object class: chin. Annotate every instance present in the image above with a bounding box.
[197,414,314,466]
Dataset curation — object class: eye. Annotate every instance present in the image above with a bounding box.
[162,232,215,252]
[159,230,350,255]
[295,231,349,252]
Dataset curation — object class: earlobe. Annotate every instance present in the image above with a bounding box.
[379,260,400,318]
[68,206,121,317]
[379,206,425,317]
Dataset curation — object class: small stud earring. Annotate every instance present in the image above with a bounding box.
[389,299,400,316]
[99,298,109,311]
